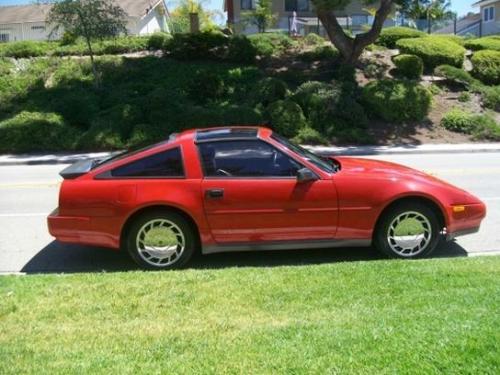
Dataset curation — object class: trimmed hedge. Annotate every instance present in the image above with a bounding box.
[248,33,295,57]
[441,109,500,141]
[377,27,425,48]
[393,54,423,79]
[362,80,432,123]
[465,36,500,51]
[434,64,475,87]
[266,100,307,137]
[471,50,500,85]
[396,37,465,70]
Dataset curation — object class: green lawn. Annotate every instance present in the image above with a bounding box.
[1,257,499,374]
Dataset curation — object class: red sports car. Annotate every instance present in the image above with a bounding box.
[48,127,486,269]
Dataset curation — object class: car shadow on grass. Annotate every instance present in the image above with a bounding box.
[21,240,469,274]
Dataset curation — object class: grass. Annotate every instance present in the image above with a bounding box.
[0,256,499,373]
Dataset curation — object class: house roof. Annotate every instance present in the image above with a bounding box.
[0,0,164,25]
[473,0,500,7]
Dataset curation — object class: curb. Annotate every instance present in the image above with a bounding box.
[1,143,500,166]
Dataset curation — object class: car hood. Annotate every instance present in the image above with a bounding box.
[332,156,471,194]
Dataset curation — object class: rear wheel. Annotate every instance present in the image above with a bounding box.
[126,210,196,270]
[374,202,441,259]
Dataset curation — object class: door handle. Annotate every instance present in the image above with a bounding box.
[205,188,224,199]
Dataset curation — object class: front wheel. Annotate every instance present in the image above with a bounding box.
[374,203,441,259]
[126,210,197,270]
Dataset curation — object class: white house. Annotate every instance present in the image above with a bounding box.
[0,0,169,43]
[473,0,500,35]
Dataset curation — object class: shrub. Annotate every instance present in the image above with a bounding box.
[248,33,295,57]
[362,80,432,123]
[187,71,226,103]
[299,45,338,62]
[253,77,288,106]
[441,108,500,140]
[377,27,425,48]
[434,65,475,87]
[147,32,172,50]
[471,50,500,85]
[363,62,387,79]
[167,31,228,60]
[458,92,471,102]
[291,126,326,145]
[474,85,500,110]
[428,34,465,46]
[266,100,307,137]
[465,37,500,51]
[227,35,257,63]
[0,112,79,153]
[0,41,51,58]
[303,33,325,46]
[396,37,465,70]
[291,80,368,134]
[393,54,423,79]
[0,58,13,76]
[441,108,475,133]
[50,88,100,129]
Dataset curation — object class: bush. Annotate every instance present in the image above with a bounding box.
[393,54,423,79]
[441,109,500,140]
[187,71,226,103]
[428,34,465,46]
[167,31,228,60]
[147,32,172,50]
[363,62,387,79]
[434,65,475,87]
[253,77,288,106]
[303,33,325,46]
[298,45,339,62]
[362,80,432,123]
[471,50,500,85]
[248,33,295,57]
[377,27,425,48]
[0,41,51,58]
[291,126,326,145]
[227,35,257,63]
[465,37,500,51]
[50,88,100,129]
[396,37,465,70]
[291,80,368,135]
[474,85,500,110]
[0,112,79,153]
[458,92,471,102]
[441,108,475,133]
[0,58,13,76]
[266,100,307,137]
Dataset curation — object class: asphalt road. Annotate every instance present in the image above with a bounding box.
[0,152,499,273]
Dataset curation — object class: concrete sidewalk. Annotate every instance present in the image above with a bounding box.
[1,143,500,166]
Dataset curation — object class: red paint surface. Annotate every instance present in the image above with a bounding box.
[48,127,486,251]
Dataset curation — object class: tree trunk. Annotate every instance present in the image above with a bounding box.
[85,37,100,89]
[317,0,394,66]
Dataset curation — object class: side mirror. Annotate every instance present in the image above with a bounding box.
[297,168,318,183]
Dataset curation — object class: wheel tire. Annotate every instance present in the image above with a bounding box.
[126,210,197,270]
[374,202,441,259]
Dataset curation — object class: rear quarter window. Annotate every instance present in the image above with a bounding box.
[110,147,184,178]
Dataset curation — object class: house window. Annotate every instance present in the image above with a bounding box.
[241,0,255,10]
[285,0,309,12]
[0,33,9,43]
[31,26,46,31]
[484,6,495,22]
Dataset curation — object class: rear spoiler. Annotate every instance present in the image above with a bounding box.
[59,159,95,179]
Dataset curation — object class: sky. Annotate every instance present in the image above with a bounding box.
[0,0,478,19]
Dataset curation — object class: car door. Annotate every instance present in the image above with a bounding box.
[198,139,338,244]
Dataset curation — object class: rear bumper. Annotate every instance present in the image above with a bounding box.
[47,208,119,249]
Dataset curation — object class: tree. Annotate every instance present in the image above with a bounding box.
[312,0,404,65]
[168,0,221,33]
[46,0,127,87]
[400,0,453,32]
[242,0,277,33]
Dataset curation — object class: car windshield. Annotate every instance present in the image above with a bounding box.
[271,133,336,173]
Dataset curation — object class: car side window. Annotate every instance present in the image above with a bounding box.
[198,140,301,177]
[111,147,184,177]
